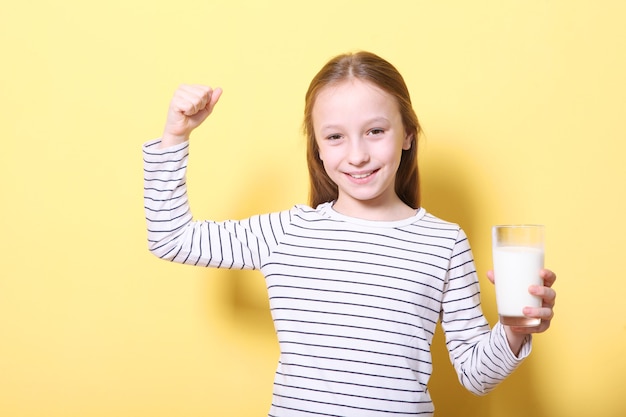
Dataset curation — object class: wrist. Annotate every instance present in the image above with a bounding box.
[503,325,527,357]
[159,132,189,149]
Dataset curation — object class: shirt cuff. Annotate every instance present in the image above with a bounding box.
[143,138,190,164]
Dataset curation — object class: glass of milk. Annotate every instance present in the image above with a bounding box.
[492,225,545,327]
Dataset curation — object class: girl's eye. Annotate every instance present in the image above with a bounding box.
[327,134,343,141]
[368,128,385,136]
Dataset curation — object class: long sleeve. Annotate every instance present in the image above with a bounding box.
[143,139,286,269]
[441,229,531,395]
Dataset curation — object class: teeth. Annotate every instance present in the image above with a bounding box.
[350,172,372,179]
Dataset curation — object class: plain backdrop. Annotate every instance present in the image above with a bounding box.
[1,1,625,416]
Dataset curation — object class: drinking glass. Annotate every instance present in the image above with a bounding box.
[492,225,545,327]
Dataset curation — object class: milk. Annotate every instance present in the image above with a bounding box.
[493,246,544,317]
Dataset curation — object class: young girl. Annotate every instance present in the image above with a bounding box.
[143,51,557,417]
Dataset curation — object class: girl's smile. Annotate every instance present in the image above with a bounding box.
[346,169,379,181]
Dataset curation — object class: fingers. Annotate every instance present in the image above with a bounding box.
[530,283,557,306]
[527,280,556,315]
[161,84,222,148]
[486,270,495,284]
[523,305,554,321]
[504,268,558,336]
[540,268,557,287]
[510,280,556,334]
[509,303,554,334]
[172,84,219,117]
[208,87,223,113]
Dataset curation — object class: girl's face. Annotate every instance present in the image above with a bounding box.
[312,79,413,219]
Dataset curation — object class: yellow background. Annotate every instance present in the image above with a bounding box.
[1,1,625,416]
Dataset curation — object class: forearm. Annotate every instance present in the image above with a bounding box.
[143,139,193,259]
[449,322,531,395]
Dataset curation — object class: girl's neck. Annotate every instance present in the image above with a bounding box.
[331,199,417,222]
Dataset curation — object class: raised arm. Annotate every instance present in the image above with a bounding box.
[143,84,271,270]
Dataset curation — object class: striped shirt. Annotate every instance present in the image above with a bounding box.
[143,139,530,417]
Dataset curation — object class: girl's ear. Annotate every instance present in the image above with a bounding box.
[402,133,414,150]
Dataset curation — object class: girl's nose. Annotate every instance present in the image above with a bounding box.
[347,139,370,165]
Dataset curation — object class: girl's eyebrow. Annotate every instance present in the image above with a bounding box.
[319,117,391,132]
[319,123,342,132]
[365,116,391,125]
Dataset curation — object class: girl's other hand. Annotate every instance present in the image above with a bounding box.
[486,268,556,355]
[160,84,222,148]
[486,268,557,334]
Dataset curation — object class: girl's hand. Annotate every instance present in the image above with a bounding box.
[160,84,222,148]
[486,268,557,334]
[486,268,557,355]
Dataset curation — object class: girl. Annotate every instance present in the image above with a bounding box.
[143,51,557,417]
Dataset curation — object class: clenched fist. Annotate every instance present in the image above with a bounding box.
[159,84,222,148]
